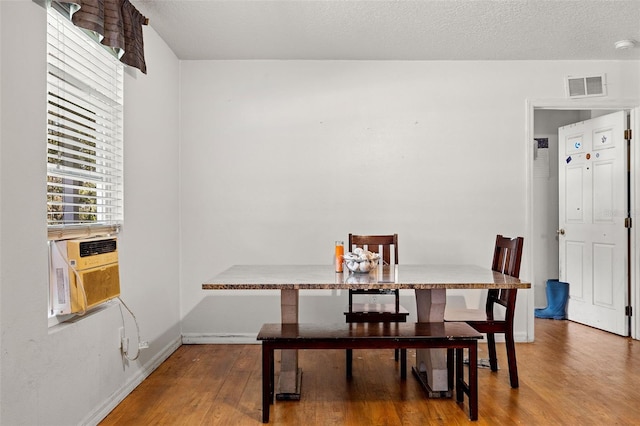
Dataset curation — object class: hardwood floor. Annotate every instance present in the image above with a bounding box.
[100,319,640,425]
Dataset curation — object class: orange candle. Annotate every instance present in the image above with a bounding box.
[335,241,344,273]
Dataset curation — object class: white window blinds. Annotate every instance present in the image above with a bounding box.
[46,6,124,238]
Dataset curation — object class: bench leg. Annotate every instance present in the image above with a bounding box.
[454,345,478,421]
[455,348,464,404]
[270,349,275,404]
[400,348,407,380]
[447,349,454,391]
[468,343,478,421]
[262,344,272,423]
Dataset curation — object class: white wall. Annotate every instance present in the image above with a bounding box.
[0,2,181,424]
[179,59,640,343]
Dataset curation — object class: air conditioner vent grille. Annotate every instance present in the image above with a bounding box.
[568,78,586,97]
[79,239,117,257]
[566,74,606,98]
[585,76,603,95]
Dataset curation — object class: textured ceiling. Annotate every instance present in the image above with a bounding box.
[131,0,640,61]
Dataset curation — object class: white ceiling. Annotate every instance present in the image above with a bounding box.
[131,0,640,61]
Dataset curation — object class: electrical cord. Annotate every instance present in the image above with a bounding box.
[118,296,144,361]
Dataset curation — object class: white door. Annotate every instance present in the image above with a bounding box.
[558,110,629,336]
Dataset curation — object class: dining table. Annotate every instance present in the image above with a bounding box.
[202,264,530,400]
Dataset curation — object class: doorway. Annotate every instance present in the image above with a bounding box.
[527,100,640,340]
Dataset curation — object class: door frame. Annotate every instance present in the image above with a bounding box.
[526,98,640,340]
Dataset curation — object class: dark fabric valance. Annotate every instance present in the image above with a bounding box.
[60,0,148,74]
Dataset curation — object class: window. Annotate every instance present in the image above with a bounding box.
[46,5,124,240]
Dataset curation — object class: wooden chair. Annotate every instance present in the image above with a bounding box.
[444,234,524,388]
[344,234,409,378]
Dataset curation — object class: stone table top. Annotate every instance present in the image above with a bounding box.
[202,264,530,290]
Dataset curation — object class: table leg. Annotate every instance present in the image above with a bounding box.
[412,289,451,397]
[276,289,302,400]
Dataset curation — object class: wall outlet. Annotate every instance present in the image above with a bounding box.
[119,327,129,353]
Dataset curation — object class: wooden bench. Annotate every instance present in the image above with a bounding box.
[257,322,482,423]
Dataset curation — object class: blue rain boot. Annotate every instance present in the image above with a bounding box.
[535,279,569,320]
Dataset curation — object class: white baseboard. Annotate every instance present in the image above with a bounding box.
[82,336,182,426]
[514,331,530,343]
[181,332,259,344]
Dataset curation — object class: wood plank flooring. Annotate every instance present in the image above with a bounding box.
[100,319,640,425]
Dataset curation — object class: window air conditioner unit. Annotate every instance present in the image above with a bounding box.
[49,236,120,315]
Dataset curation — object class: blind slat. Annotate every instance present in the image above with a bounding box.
[47,131,122,159]
[47,166,122,186]
[47,92,120,133]
[47,180,121,194]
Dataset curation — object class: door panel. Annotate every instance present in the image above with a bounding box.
[593,161,614,223]
[566,241,585,301]
[593,243,614,306]
[565,166,584,222]
[558,110,628,335]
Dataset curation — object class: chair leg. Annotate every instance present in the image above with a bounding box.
[346,349,353,378]
[400,349,407,380]
[395,348,399,361]
[487,332,498,372]
[505,331,519,388]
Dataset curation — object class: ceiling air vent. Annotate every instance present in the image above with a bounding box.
[565,74,606,99]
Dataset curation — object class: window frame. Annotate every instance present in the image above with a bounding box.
[46,3,124,322]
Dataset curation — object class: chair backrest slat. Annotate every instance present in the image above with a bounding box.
[349,234,398,265]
